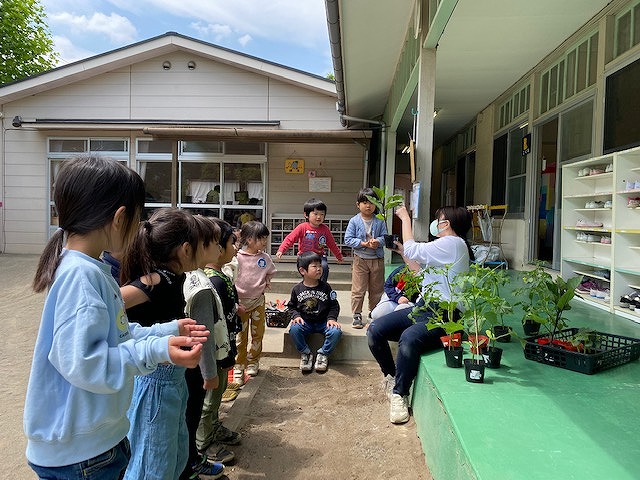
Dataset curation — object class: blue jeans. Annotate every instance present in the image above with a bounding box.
[124,364,188,480]
[367,304,445,397]
[29,437,130,480]
[321,255,329,283]
[289,321,342,355]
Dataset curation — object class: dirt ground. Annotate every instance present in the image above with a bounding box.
[0,254,431,479]
[223,360,431,480]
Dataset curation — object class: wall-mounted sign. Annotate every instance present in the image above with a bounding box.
[522,134,531,156]
[285,158,304,174]
[309,176,332,193]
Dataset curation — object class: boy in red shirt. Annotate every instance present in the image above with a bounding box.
[275,198,344,282]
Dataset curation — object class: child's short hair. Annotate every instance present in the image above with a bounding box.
[357,187,379,214]
[357,187,377,203]
[193,215,221,247]
[239,220,270,246]
[209,218,236,248]
[297,251,322,275]
[303,198,327,216]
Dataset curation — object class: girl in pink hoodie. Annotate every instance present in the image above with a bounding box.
[233,221,277,383]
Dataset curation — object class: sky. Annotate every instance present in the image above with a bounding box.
[40,0,334,77]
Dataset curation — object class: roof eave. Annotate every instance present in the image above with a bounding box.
[0,33,337,105]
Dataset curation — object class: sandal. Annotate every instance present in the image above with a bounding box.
[221,388,239,402]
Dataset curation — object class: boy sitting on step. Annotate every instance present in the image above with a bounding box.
[288,252,342,373]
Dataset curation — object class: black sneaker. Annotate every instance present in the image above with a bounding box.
[620,293,635,308]
[212,424,242,445]
[189,455,224,480]
[352,313,364,329]
[205,442,235,464]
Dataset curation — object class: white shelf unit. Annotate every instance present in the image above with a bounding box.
[561,145,640,323]
[269,214,353,261]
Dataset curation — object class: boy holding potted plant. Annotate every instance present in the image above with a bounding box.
[344,188,388,329]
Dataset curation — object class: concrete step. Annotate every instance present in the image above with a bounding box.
[273,261,352,279]
[269,277,352,293]
[261,291,393,364]
[271,261,353,292]
[261,321,373,362]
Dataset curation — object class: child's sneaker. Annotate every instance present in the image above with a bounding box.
[189,455,224,480]
[204,443,235,464]
[212,424,242,445]
[389,393,409,424]
[314,353,328,372]
[620,293,634,308]
[246,362,259,377]
[576,280,596,294]
[233,367,245,386]
[300,352,313,372]
[352,313,364,329]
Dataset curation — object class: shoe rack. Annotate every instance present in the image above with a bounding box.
[561,145,640,323]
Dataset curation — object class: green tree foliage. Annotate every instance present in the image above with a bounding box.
[0,0,59,84]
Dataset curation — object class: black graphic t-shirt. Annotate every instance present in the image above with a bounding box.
[288,281,340,324]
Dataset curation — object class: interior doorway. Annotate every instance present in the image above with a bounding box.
[534,118,558,267]
[456,152,475,207]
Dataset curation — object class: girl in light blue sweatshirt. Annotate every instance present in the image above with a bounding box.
[25,157,207,480]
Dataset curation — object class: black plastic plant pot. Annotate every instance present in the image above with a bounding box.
[444,346,464,368]
[492,325,511,343]
[482,346,503,369]
[384,234,398,249]
[522,319,541,336]
[464,359,486,383]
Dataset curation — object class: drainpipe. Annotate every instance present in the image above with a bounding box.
[325,0,346,123]
[325,1,388,186]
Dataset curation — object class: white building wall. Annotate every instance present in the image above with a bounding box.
[0,51,347,253]
[267,143,364,220]
[5,53,342,127]
[2,128,49,253]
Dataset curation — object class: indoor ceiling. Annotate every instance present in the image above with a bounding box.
[336,0,613,149]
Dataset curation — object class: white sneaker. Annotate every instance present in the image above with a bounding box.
[314,353,328,372]
[382,374,395,401]
[233,367,245,386]
[300,353,313,372]
[246,362,259,377]
[389,394,409,424]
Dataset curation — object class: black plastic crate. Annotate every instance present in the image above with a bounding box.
[523,328,640,374]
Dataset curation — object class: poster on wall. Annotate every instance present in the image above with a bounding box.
[309,177,332,193]
[411,182,420,219]
[285,158,305,174]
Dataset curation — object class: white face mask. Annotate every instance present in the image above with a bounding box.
[429,219,441,237]
[429,220,446,237]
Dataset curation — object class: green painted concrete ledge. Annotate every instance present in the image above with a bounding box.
[410,276,640,480]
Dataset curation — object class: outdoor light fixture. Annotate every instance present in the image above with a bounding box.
[187,61,196,70]
[12,116,22,127]
[162,61,172,70]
